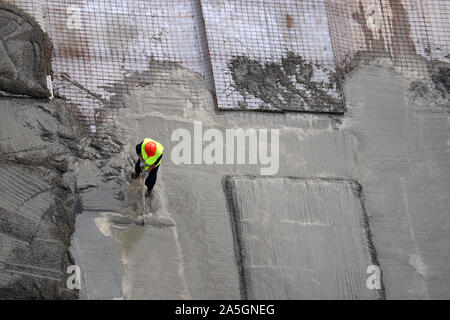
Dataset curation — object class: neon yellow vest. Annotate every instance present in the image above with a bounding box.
[141,138,164,170]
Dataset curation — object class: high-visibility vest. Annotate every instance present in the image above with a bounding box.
[141,138,164,170]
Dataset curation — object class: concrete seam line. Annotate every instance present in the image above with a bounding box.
[222,175,248,300]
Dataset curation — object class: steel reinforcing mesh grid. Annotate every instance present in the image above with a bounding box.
[326,0,450,78]
[201,0,342,112]
[5,0,450,134]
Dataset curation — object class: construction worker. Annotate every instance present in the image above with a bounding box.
[133,138,164,195]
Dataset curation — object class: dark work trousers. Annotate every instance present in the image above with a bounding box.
[135,159,160,194]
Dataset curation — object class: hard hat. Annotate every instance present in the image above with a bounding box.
[145,141,157,157]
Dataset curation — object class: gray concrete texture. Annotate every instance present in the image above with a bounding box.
[0,98,82,298]
[70,62,449,299]
[0,0,449,300]
[226,176,380,299]
[0,2,52,98]
[201,0,343,112]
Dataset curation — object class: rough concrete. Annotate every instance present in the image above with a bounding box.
[228,52,343,112]
[0,97,83,299]
[431,61,450,96]
[71,61,449,299]
[0,0,447,302]
[0,2,52,98]
[345,64,450,299]
[200,0,341,112]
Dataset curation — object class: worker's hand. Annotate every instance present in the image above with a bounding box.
[140,161,145,168]
[142,170,149,178]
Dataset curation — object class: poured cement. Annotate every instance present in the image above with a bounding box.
[71,61,449,299]
[345,65,450,299]
[228,52,342,112]
[226,176,380,299]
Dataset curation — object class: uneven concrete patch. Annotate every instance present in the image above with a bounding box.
[225,176,382,299]
[345,64,450,299]
[228,52,343,112]
[72,61,449,300]
[0,98,84,299]
[69,125,130,299]
[0,2,52,98]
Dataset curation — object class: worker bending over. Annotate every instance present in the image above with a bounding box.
[133,138,164,195]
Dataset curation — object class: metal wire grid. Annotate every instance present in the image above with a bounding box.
[325,0,450,78]
[5,0,450,132]
[200,0,342,112]
[424,1,450,64]
[8,0,213,133]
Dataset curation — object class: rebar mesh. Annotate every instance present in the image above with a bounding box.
[201,0,344,112]
[5,0,212,133]
[326,0,450,78]
[4,0,450,134]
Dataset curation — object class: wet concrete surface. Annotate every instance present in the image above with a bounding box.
[70,62,449,299]
[0,98,82,299]
[227,176,380,299]
[0,2,52,98]
[345,65,450,299]
[228,52,343,112]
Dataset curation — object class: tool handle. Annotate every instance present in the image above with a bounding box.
[141,175,146,225]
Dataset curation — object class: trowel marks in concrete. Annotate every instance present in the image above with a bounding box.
[228,52,343,112]
[225,176,383,299]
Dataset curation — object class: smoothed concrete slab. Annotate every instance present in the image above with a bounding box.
[226,176,382,299]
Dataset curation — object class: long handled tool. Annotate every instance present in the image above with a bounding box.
[141,174,146,226]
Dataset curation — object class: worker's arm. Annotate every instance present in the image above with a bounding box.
[136,141,143,160]
[146,154,163,172]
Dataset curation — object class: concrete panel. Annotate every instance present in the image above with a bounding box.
[226,176,382,299]
[69,62,449,300]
